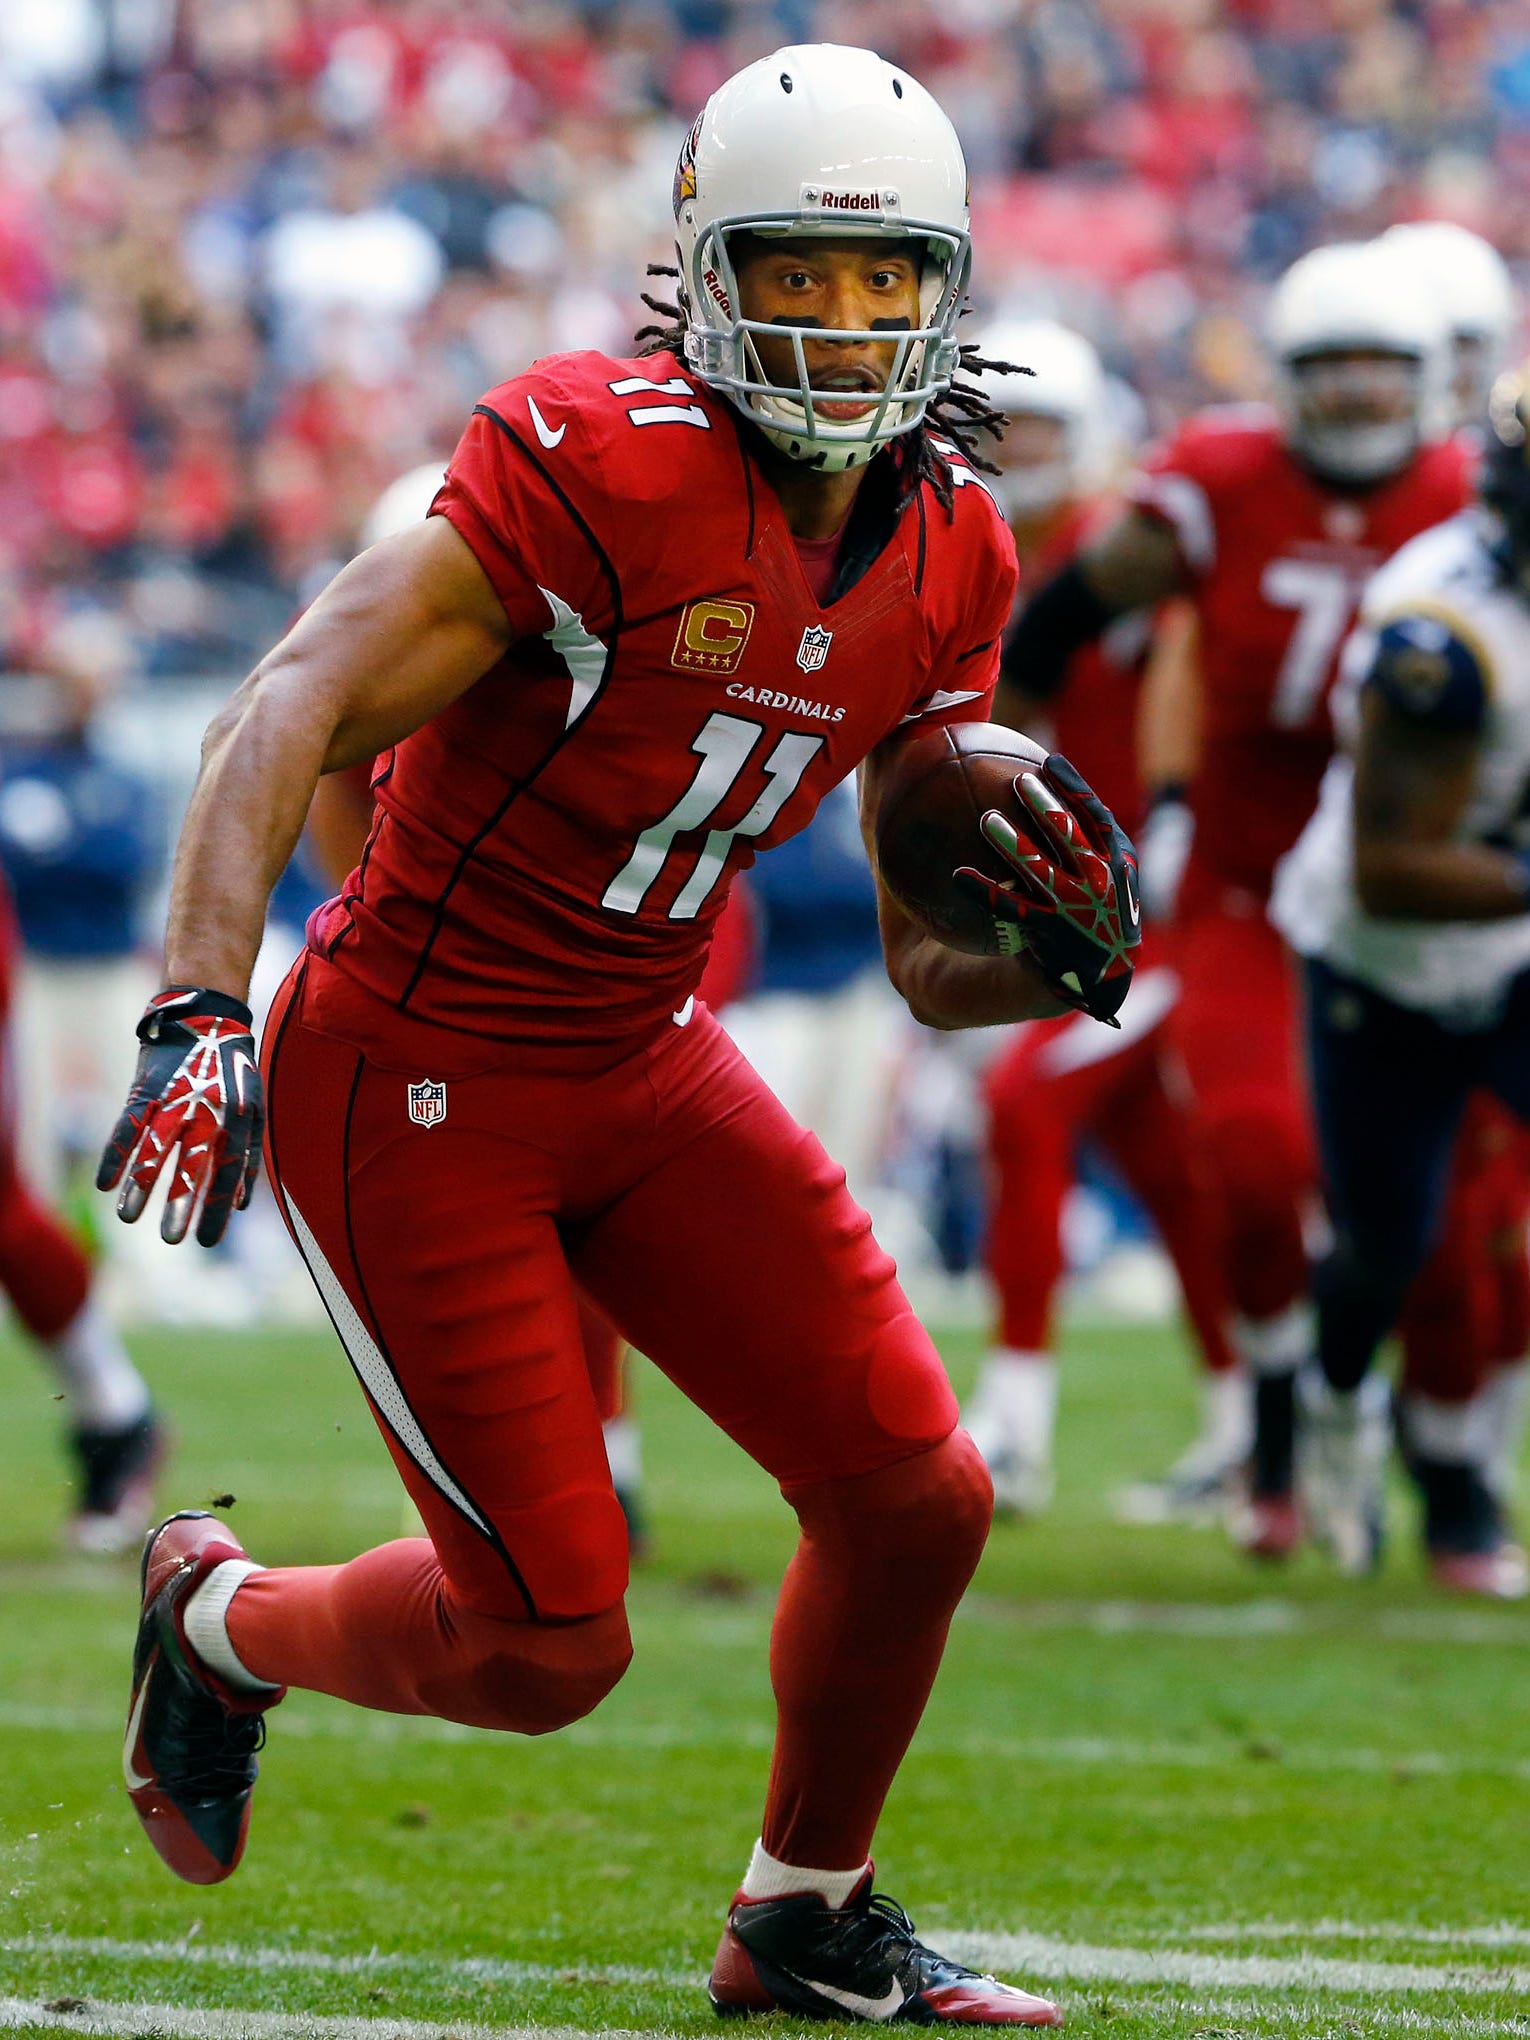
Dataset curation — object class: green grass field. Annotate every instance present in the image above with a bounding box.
[2,1316,1528,2040]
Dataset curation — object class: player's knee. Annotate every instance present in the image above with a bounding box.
[465,1603,633,1735]
[512,1625,633,1735]
[794,1429,993,1595]
[921,1427,995,1574]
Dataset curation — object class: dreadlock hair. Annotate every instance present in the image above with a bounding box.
[635,264,1028,519]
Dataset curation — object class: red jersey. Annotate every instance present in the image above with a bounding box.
[1129,406,1471,902]
[1009,496,1150,836]
[307,351,1016,1055]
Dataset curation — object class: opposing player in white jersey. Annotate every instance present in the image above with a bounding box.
[1274,362,1530,1590]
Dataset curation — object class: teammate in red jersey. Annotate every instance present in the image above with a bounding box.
[97,46,1139,2024]
[958,320,1242,1519]
[1006,238,1470,1554]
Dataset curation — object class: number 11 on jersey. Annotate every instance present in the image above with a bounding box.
[603,711,825,920]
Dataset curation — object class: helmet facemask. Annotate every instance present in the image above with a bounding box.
[681,215,969,472]
[1281,349,1431,487]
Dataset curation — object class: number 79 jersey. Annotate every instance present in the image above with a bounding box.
[306,349,1016,1056]
[1127,407,1470,903]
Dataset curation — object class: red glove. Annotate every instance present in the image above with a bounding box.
[97,987,264,1246]
[955,753,1140,1025]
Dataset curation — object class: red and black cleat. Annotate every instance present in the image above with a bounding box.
[709,1870,1063,2026]
[123,1511,281,1885]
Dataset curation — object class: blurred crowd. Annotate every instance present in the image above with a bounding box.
[1,0,1528,687]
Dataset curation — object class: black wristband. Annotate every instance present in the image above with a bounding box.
[1002,562,1118,702]
[1147,780,1189,812]
[138,986,255,1042]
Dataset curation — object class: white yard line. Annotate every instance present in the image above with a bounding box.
[0,2003,657,2040]
[1,2005,1527,2040]
[1183,1919,1530,1949]
[9,1929,1530,2002]
[7,1697,1527,1784]
[947,1930,1530,1997]
[3,1937,694,1991]
[961,1595,1530,1647]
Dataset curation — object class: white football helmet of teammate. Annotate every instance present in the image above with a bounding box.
[1381,220,1518,423]
[672,43,970,471]
[1267,239,1452,485]
[361,463,447,548]
[976,318,1114,518]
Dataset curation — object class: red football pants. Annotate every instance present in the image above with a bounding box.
[1169,903,1316,1324]
[0,1027,90,1341]
[231,955,988,1866]
[982,967,1235,1371]
[1399,1094,1530,1402]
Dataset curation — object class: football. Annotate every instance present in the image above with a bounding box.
[873,722,1052,954]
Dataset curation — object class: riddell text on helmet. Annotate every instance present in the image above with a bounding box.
[802,188,898,211]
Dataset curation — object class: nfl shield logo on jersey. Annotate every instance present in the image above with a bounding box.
[407,1079,447,1129]
[796,624,833,673]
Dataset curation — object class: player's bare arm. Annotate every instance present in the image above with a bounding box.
[1352,689,1527,919]
[1003,506,1185,698]
[1132,596,1201,918]
[858,742,1069,1029]
[165,517,510,999]
[97,515,511,1244]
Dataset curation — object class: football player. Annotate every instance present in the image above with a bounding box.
[959,320,1244,1519]
[1381,221,1518,428]
[1005,238,1470,1554]
[99,46,1139,2025]
[1375,219,1530,1553]
[0,856,162,1548]
[1271,363,1530,1592]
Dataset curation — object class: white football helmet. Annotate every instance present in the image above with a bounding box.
[1267,239,1452,484]
[976,318,1111,516]
[672,43,970,472]
[360,462,447,548]
[1381,220,1518,422]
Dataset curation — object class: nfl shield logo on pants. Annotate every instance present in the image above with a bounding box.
[407,1079,447,1129]
[796,624,833,673]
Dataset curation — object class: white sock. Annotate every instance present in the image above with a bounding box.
[963,1348,1057,1465]
[1482,1360,1530,1499]
[739,1837,868,1909]
[182,1560,281,1694]
[46,1299,151,1431]
[1403,1389,1493,1465]
[602,1414,642,1491]
[1238,1301,1312,1378]
[1199,1368,1254,1458]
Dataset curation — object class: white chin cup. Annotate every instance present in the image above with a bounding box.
[751,416,883,471]
[1294,418,1417,484]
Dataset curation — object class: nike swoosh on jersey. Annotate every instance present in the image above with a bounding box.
[122,1674,154,1791]
[784,1974,907,2021]
[527,396,567,449]
[900,688,984,722]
